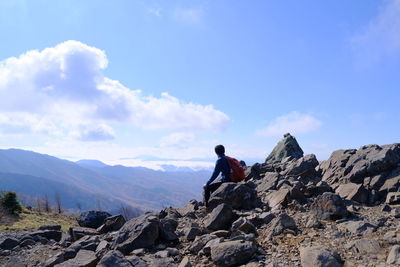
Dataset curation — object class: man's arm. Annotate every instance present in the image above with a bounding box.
[206,159,222,186]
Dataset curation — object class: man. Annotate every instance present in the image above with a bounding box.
[203,144,231,207]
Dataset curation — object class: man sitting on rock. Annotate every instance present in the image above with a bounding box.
[203,145,232,208]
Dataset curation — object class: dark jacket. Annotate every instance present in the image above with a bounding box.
[206,154,231,185]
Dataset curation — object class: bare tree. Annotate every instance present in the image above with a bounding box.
[35,197,42,213]
[96,198,102,211]
[43,194,51,213]
[76,202,82,212]
[54,192,62,214]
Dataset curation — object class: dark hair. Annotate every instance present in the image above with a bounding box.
[214,145,225,155]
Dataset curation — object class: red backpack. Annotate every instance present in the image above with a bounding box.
[225,156,245,182]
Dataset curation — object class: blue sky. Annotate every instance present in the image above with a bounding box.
[0,0,399,169]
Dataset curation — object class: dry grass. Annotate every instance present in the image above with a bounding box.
[0,208,78,232]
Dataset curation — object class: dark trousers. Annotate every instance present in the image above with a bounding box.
[204,181,224,207]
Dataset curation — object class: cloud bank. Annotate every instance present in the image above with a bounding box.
[0,41,229,140]
[257,112,322,137]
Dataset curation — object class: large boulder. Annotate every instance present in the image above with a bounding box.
[208,183,257,210]
[387,245,400,265]
[97,250,133,267]
[54,249,98,267]
[204,204,235,231]
[113,213,160,255]
[266,133,304,163]
[299,246,343,267]
[210,240,257,267]
[0,237,19,250]
[77,211,112,229]
[97,214,126,234]
[280,154,320,182]
[311,192,349,220]
[335,183,369,204]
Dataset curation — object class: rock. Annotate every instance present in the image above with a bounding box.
[387,245,400,264]
[30,230,62,242]
[177,199,199,217]
[337,221,376,235]
[0,237,19,250]
[44,252,65,267]
[384,231,400,244]
[348,238,380,253]
[263,188,290,209]
[305,216,322,229]
[257,173,280,192]
[268,213,297,237]
[159,218,178,242]
[55,249,98,267]
[19,238,35,247]
[203,238,223,255]
[304,181,333,198]
[249,212,276,227]
[335,183,369,203]
[299,246,343,267]
[189,234,216,254]
[159,207,182,220]
[97,250,133,267]
[113,213,159,255]
[208,183,257,210]
[204,203,235,231]
[185,227,202,241]
[95,240,109,258]
[265,133,304,163]
[311,192,349,220]
[97,214,126,233]
[231,217,256,234]
[178,256,192,267]
[319,149,357,185]
[386,192,400,204]
[210,240,257,267]
[379,168,400,193]
[39,225,62,231]
[77,210,112,229]
[391,207,400,218]
[281,154,319,182]
[69,227,99,241]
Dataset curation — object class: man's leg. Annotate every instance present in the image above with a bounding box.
[204,182,223,207]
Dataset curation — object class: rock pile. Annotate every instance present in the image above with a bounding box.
[1,134,400,266]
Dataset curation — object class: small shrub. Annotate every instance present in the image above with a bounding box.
[0,191,23,215]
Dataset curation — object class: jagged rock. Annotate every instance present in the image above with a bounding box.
[208,183,257,210]
[0,237,19,250]
[335,183,369,203]
[177,199,199,217]
[97,250,133,267]
[124,255,148,266]
[311,192,349,220]
[69,227,98,241]
[77,211,112,229]
[204,203,235,231]
[44,251,65,267]
[266,133,304,163]
[281,154,319,182]
[263,187,290,209]
[159,207,182,220]
[95,240,109,259]
[391,207,400,218]
[97,214,126,234]
[319,149,357,185]
[188,234,216,254]
[348,238,380,253]
[304,181,333,198]
[113,213,159,255]
[30,230,62,242]
[387,245,400,264]
[178,256,192,267]
[54,249,98,267]
[39,225,62,231]
[231,217,256,234]
[248,212,276,227]
[185,227,202,241]
[246,163,274,180]
[203,237,223,255]
[386,192,400,204]
[384,231,400,244]
[19,238,35,247]
[299,246,343,267]
[268,213,298,237]
[337,221,376,235]
[210,240,257,267]
[257,173,280,192]
[305,216,322,229]
[159,218,178,241]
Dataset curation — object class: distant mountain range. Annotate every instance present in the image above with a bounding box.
[0,149,211,213]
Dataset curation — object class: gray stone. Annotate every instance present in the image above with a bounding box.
[257,173,280,192]
[335,183,369,203]
[113,213,160,255]
[269,213,297,237]
[69,227,98,241]
[188,234,216,254]
[208,183,257,210]
[177,199,199,217]
[348,238,380,253]
[0,237,19,250]
[311,192,349,220]
[231,217,256,234]
[386,192,400,204]
[263,188,290,209]
[159,218,178,241]
[203,238,223,255]
[210,240,257,267]
[97,214,126,233]
[54,249,98,267]
[204,203,234,231]
[265,133,304,163]
[77,210,112,229]
[391,207,400,218]
[30,230,62,242]
[337,221,376,235]
[178,256,192,267]
[387,245,400,264]
[97,250,132,267]
[185,227,202,241]
[299,246,343,267]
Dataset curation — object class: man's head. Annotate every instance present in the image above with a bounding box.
[214,145,225,156]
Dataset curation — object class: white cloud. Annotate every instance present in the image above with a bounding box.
[351,0,400,67]
[0,40,229,139]
[160,132,196,148]
[173,7,204,25]
[257,112,322,137]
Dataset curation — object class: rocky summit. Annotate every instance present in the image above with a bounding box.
[1,134,400,266]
